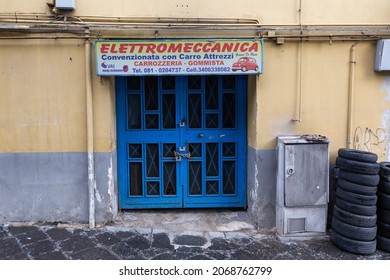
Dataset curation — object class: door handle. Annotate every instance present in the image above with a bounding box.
[199,133,204,138]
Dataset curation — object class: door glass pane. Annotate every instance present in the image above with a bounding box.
[188,76,201,90]
[189,143,202,158]
[164,162,176,195]
[189,162,202,195]
[128,144,142,158]
[206,113,218,128]
[222,76,236,90]
[146,144,159,178]
[223,142,236,157]
[147,182,160,196]
[145,114,159,129]
[145,76,158,110]
[162,94,176,128]
[163,143,176,158]
[162,76,176,90]
[206,143,219,176]
[206,76,218,109]
[127,94,141,129]
[206,180,219,195]
[129,162,143,196]
[222,93,235,128]
[127,76,141,91]
[188,94,201,128]
[223,161,235,194]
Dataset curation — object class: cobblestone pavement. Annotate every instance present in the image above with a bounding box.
[1,223,390,260]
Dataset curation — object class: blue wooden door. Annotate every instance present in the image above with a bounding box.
[116,75,247,209]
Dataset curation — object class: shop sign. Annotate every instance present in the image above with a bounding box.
[95,39,263,76]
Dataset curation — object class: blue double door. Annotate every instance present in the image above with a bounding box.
[116,75,247,209]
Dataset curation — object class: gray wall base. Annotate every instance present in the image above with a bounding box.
[247,147,277,229]
[0,151,117,225]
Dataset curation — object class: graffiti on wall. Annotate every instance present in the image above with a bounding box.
[353,127,388,160]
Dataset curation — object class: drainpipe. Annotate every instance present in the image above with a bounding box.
[292,0,303,122]
[293,39,303,122]
[85,28,96,228]
[346,44,357,148]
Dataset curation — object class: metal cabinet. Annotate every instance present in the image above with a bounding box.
[276,135,330,237]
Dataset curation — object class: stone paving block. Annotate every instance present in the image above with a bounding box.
[109,242,146,260]
[5,252,30,260]
[16,229,49,245]
[205,250,230,260]
[173,234,207,247]
[0,237,23,258]
[230,249,259,260]
[175,246,204,254]
[59,235,97,253]
[44,227,74,241]
[124,235,151,250]
[108,230,139,241]
[187,254,213,260]
[208,238,240,251]
[71,247,120,260]
[95,232,122,246]
[152,232,174,249]
[23,239,56,258]
[141,247,172,259]
[239,241,269,256]
[6,225,38,235]
[35,251,67,260]
[151,252,179,260]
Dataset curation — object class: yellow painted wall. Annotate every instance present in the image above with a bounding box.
[256,40,390,161]
[0,39,116,153]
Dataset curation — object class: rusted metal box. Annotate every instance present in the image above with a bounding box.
[276,135,330,237]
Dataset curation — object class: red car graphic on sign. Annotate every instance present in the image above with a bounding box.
[232,57,259,72]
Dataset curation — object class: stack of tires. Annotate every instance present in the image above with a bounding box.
[377,162,390,253]
[331,148,380,255]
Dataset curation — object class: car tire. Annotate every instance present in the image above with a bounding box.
[338,148,378,163]
[377,208,390,224]
[331,230,376,255]
[378,180,390,195]
[377,221,390,239]
[337,178,377,195]
[376,235,390,253]
[336,196,377,216]
[333,205,377,227]
[242,66,247,72]
[336,157,379,175]
[336,187,377,206]
[377,191,390,210]
[338,170,380,186]
[332,216,377,241]
[379,162,390,182]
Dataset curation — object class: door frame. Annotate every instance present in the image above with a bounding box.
[115,75,248,209]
